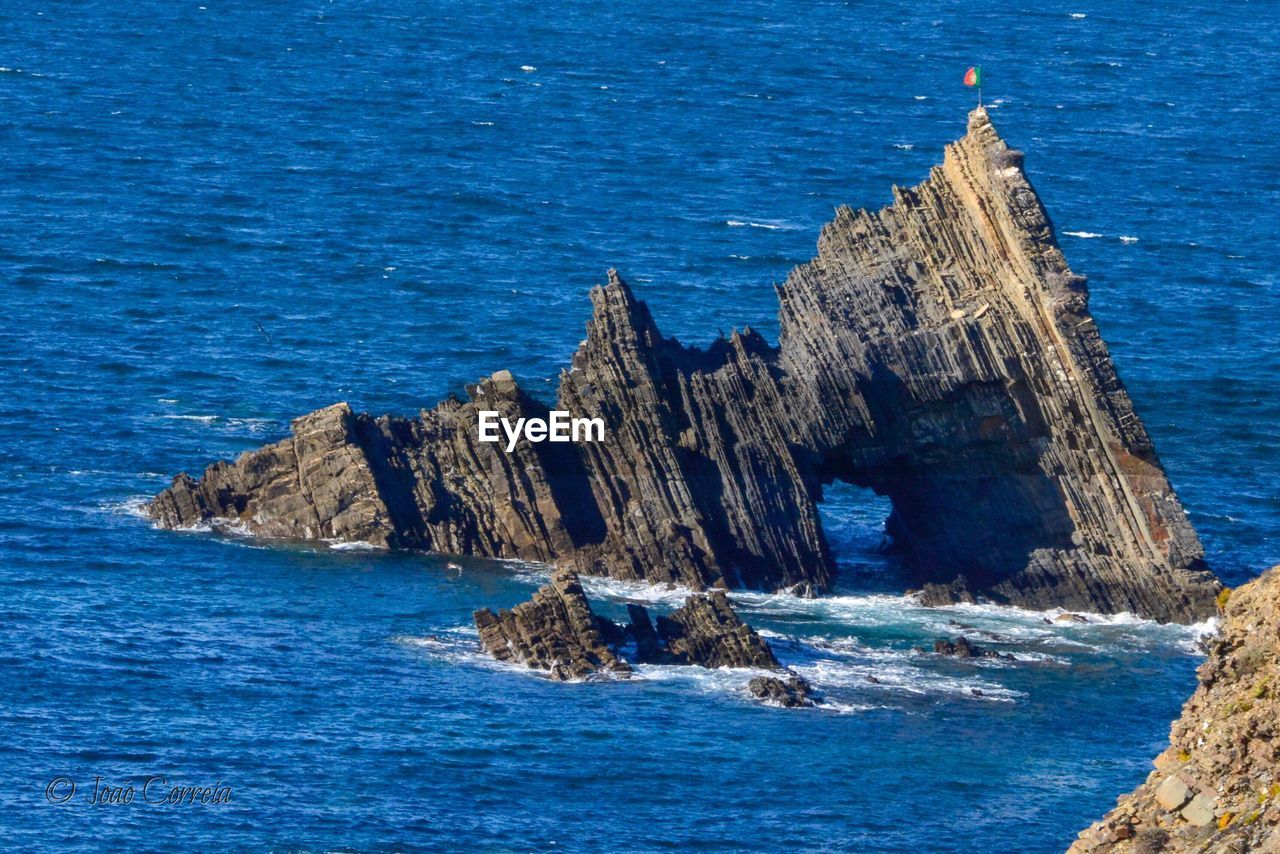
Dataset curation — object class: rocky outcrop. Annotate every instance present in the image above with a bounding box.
[631,590,782,670]
[1071,567,1280,852]
[920,636,1015,660]
[148,285,832,596]
[146,107,1219,623]
[474,574,813,705]
[472,570,632,681]
[748,675,813,708]
[771,107,1217,622]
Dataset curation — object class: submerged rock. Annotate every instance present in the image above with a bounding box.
[748,675,812,708]
[1071,567,1280,852]
[472,570,631,682]
[918,636,1015,661]
[917,576,979,608]
[146,107,1219,623]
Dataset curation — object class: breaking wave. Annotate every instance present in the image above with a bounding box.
[724,218,803,231]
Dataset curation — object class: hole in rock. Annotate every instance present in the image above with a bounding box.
[816,480,906,593]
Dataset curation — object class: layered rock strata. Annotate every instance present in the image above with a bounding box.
[1071,568,1280,852]
[639,590,782,669]
[146,107,1218,623]
[148,287,830,595]
[472,570,631,682]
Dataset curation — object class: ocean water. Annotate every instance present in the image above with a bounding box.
[2,0,1278,850]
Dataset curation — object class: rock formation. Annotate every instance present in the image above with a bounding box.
[644,591,781,669]
[474,573,813,705]
[146,107,1219,623]
[748,675,813,708]
[473,570,632,681]
[1071,568,1280,852]
[919,636,1015,660]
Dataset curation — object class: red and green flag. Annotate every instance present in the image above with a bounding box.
[964,66,982,87]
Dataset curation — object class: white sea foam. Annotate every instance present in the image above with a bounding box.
[724,219,801,231]
[627,662,872,712]
[397,627,514,673]
[578,573,700,607]
[1064,230,1102,238]
[398,564,1215,711]
[726,588,1211,663]
[816,700,882,714]
[555,574,1212,657]
[1070,12,1087,19]
[159,414,280,434]
[791,657,1024,703]
[894,143,914,150]
[163,414,218,423]
[1119,235,1140,243]
[110,496,152,519]
[520,65,536,72]
[327,540,386,552]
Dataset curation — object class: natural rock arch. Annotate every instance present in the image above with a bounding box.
[146,109,1219,623]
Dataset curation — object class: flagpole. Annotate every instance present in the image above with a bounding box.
[965,66,983,109]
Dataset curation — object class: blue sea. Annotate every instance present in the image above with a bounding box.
[2,0,1278,850]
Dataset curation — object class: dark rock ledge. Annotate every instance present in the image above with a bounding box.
[474,570,815,706]
[145,107,1220,623]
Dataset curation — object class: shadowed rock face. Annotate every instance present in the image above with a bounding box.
[1071,567,1280,852]
[145,108,1219,623]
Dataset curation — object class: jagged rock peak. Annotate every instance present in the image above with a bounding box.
[774,107,1218,622]
[1071,567,1280,852]
[968,105,991,131]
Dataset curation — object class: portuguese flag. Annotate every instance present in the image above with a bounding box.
[964,66,982,87]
